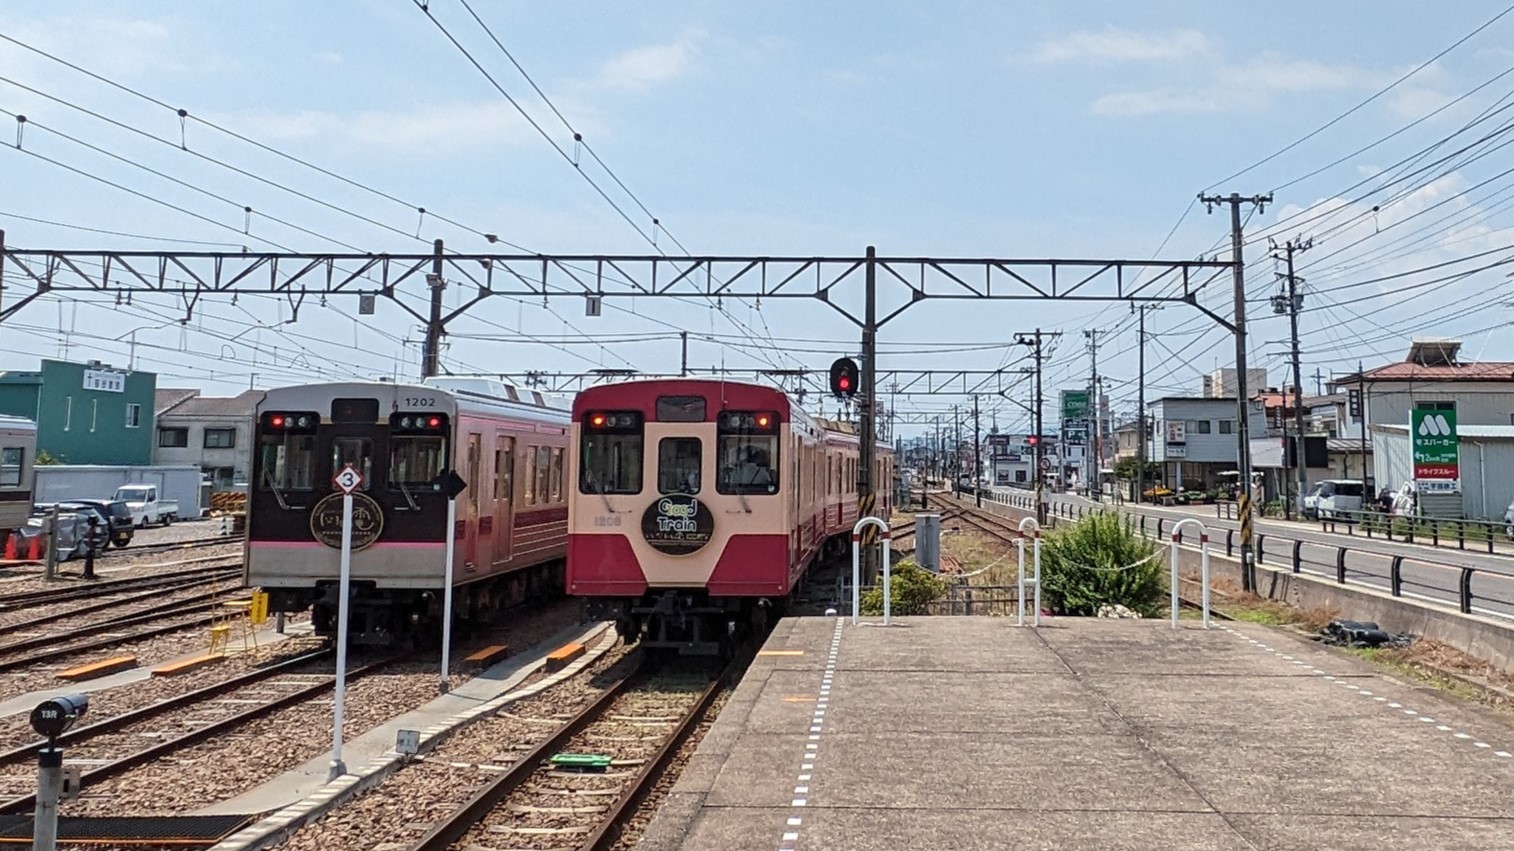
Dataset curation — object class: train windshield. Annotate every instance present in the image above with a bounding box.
[391,436,447,486]
[332,438,373,491]
[580,411,643,495]
[658,437,701,495]
[0,446,21,487]
[258,434,317,491]
[717,411,780,495]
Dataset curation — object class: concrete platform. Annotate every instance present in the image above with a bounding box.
[637,616,1514,850]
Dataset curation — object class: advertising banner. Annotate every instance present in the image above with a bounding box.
[1411,407,1459,492]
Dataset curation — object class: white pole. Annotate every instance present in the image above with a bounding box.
[1032,535,1042,627]
[439,497,457,693]
[330,492,353,781]
[1201,534,1211,629]
[882,535,893,626]
[1016,538,1025,626]
[850,533,861,626]
[1169,535,1179,629]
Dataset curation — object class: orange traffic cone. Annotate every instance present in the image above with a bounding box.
[26,534,41,561]
[2,533,14,560]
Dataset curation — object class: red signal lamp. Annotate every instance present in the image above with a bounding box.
[1027,436,1039,446]
[838,376,851,391]
[270,415,285,428]
[426,416,442,428]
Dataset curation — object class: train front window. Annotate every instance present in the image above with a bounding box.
[658,437,702,495]
[258,434,317,491]
[580,411,643,495]
[717,411,780,495]
[391,436,447,486]
[332,438,373,491]
[0,447,21,487]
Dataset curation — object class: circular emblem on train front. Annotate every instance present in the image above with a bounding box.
[310,491,385,551]
[641,495,714,555]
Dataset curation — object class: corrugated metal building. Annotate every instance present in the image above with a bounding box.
[1372,424,1514,519]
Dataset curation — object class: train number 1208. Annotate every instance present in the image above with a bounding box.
[404,397,438,407]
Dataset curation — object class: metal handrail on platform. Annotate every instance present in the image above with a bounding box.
[851,516,893,626]
[1016,517,1041,627]
[1169,518,1211,629]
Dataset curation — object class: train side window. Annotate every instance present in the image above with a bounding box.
[536,446,552,505]
[391,435,447,487]
[495,437,514,501]
[550,447,564,502]
[467,434,481,511]
[658,437,702,495]
[332,438,373,490]
[0,447,21,487]
[523,446,537,505]
[259,434,317,491]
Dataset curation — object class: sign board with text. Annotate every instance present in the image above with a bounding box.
[1411,407,1460,492]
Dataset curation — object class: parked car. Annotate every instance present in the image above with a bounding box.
[112,485,179,527]
[56,499,134,548]
[1313,480,1367,520]
[1303,483,1323,519]
[16,509,105,560]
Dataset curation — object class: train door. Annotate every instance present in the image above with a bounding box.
[465,432,481,569]
[493,434,514,564]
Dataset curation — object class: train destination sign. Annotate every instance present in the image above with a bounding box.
[641,495,714,555]
[311,491,385,551]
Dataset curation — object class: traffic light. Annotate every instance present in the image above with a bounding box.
[1027,435,1038,446]
[829,357,859,398]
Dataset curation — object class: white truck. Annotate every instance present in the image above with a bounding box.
[112,484,180,527]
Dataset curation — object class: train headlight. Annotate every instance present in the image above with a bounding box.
[270,415,285,428]
[296,416,312,428]
[427,416,442,428]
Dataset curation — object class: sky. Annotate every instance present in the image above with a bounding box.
[1,1,1512,438]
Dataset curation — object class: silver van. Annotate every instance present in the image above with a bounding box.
[1310,479,1366,520]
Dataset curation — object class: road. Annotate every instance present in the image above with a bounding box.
[964,486,1514,623]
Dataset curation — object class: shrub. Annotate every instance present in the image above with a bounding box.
[1038,512,1164,617]
[860,561,947,616]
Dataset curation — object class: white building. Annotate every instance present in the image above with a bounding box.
[1202,368,1269,399]
[1148,397,1270,490]
[152,389,260,489]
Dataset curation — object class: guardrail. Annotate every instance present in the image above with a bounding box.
[965,487,1514,623]
[1318,509,1509,555]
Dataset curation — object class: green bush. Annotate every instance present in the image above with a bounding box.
[1038,512,1164,617]
[860,561,947,616]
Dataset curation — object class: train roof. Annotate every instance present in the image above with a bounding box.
[0,414,37,432]
[572,377,798,420]
[259,380,570,425]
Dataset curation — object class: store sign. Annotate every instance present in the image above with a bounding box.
[82,369,126,393]
[1167,445,1186,458]
[1411,407,1459,489]
[1165,420,1186,444]
[641,495,714,555]
[1347,388,1362,418]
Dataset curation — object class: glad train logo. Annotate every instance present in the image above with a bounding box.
[1417,414,1452,436]
[310,492,385,551]
[641,495,715,555]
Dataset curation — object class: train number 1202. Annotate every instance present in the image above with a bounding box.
[404,397,437,407]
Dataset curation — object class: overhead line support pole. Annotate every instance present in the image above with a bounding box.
[1200,192,1271,593]
[859,245,878,583]
[422,238,445,379]
[1274,237,1313,520]
[973,394,982,508]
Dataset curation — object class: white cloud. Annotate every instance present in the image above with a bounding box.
[591,39,697,91]
[1093,56,1391,117]
[0,16,176,79]
[215,101,545,154]
[1032,28,1211,64]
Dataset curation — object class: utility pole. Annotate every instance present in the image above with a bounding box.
[858,246,879,581]
[680,331,688,376]
[973,394,982,508]
[1313,367,1324,396]
[1016,329,1052,526]
[1084,329,1102,497]
[1201,192,1271,593]
[421,238,445,379]
[1132,304,1156,504]
[1272,236,1313,522]
[953,404,961,498]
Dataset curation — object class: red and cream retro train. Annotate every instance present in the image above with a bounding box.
[566,378,893,653]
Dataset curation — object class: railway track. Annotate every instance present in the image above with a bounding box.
[0,650,400,811]
[407,654,731,851]
[0,598,228,675]
[0,563,242,611]
[0,573,242,637]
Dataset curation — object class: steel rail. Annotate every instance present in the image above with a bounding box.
[0,563,242,609]
[0,652,399,814]
[0,579,241,636]
[0,609,221,675]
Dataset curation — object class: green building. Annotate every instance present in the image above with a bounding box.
[0,360,157,465]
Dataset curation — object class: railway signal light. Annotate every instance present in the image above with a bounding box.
[829,357,859,399]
